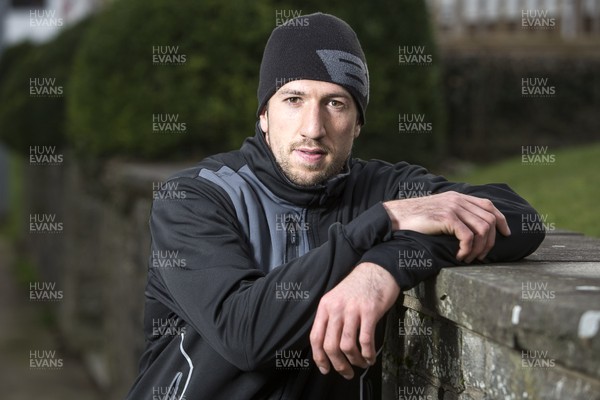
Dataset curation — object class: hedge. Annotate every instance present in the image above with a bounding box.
[0,19,90,155]
[67,0,275,160]
[443,54,600,163]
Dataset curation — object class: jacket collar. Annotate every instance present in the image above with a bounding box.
[240,122,351,207]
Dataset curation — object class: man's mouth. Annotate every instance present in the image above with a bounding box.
[294,147,327,163]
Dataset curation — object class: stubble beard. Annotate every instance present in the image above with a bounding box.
[273,141,349,187]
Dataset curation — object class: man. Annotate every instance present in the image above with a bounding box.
[127,13,544,400]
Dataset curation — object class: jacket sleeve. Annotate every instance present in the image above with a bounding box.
[357,164,545,291]
[146,176,391,371]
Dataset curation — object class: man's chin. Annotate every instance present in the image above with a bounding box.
[286,168,329,187]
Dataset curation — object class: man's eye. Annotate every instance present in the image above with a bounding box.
[286,97,301,104]
[329,100,344,108]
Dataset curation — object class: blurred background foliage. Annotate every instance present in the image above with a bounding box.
[444,55,600,163]
[0,0,446,165]
[0,18,90,154]
[67,0,274,160]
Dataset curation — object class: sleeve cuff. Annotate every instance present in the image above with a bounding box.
[342,202,392,253]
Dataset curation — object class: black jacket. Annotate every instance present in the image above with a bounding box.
[126,125,544,400]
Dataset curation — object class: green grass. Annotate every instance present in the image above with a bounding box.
[447,143,600,238]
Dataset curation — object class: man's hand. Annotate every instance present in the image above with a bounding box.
[383,191,511,263]
[309,263,400,380]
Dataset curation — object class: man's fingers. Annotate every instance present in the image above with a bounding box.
[474,207,497,261]
[460,196,512,260]
[339,313,368,369]
[455,204,495,262]
[451,220,474,261]
[444,194,508,262]
[464,196,511,237]
[322,315,354,379]
[309,306,330,375]
[359,314,377,365]
[493,208,511,237]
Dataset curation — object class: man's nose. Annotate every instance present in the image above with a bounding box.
[299,102,326,140]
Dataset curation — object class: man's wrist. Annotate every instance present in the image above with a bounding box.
[382,200,402,231]
[354,262,400,301]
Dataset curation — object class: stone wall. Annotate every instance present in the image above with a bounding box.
[383,231,600,399]
[23,159,600,399]
[25,158,183,398]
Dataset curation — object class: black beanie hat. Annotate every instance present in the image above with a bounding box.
[257,13,369,123]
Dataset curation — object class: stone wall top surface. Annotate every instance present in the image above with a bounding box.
[405,230,600,380]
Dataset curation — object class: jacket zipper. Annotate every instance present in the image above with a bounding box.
[284,213,299,263]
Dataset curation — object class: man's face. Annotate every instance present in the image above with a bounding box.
[259,80,362,187]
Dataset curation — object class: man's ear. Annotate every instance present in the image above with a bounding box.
[353,120,362,139]
[259,106,269,134]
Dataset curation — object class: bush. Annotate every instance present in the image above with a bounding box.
[443,54,600,163]
[67,0,275,160]
[0,19,91,156]
[0,41,34,82]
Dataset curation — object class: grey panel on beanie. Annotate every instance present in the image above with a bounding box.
[256,13,369,123]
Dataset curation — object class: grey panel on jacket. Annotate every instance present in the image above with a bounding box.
[199,164,311,272]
